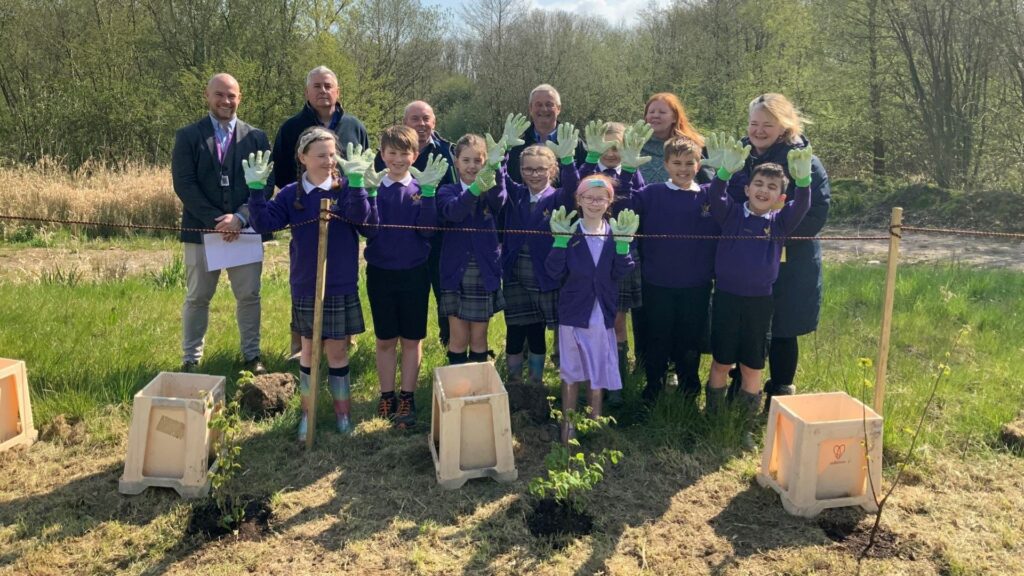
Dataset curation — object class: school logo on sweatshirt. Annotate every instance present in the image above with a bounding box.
[701,203,711,218]
[410,192,422,204]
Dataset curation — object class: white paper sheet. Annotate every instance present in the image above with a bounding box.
[203,227,264,271]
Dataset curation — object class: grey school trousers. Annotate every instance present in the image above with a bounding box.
[181,242,262,363]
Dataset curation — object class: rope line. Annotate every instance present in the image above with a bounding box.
[4,212,1022,242]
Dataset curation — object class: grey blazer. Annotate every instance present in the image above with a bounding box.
[171,116,274,243]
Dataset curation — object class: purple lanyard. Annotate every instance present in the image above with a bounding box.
[215,129,234,163]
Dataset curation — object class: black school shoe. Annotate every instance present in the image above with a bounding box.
[244,356,268,376]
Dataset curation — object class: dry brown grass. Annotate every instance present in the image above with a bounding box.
[0,160,180,236]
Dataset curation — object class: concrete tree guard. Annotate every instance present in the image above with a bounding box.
[119,371,225,498]
[757,392,884,518]
[429,362,517,489]
[0,358,38,452]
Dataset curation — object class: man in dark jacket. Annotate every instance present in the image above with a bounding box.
[271,66,370,357]
[271,65,370,188]
[172,73,272,374]
[505,84,587,184]
[374,100,456,345]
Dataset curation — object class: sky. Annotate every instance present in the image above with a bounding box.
[424,0,673,27]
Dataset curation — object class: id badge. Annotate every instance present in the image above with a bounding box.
[220,173,230,187]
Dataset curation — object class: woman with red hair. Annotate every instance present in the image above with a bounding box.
[641,93,711,185]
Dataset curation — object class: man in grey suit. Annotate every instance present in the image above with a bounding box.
[172,72,272,374]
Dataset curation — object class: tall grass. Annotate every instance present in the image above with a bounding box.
[1,259,1021,459]
[0,159,180,239]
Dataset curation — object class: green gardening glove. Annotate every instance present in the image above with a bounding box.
[485,133,507,168]
[609,208,640,255]
[545,122,579,165]
[620,121,653,173]
[705,132,751,181]
[548,205,579,248]
[787,146,814,187]
[468,166,496,197]
[242,151,274,190]
[362,166,388,198]
[410,153,449,197]
[584,120,614,164]
[501,112,531,150]
[335,143,374,188]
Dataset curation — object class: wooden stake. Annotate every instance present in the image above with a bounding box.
[306,198,331,449]
[874,207,902,415]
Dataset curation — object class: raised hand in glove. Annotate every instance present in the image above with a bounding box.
[620,121,653,172]
[609,208,640,254]
[549,205,579,248]
[501,113,531,150]
[584,120,614,164]
[787,146,814,187]
[410,153,449,197]
[545,122,579,164]
[242,150,274,190]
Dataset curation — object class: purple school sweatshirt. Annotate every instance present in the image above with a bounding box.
[437,176,507,292]
[710,176,810,297]
[361,176,437,270]
[545,224,635,329]
[248,178,371,298]
[501,162,579,292]
[628,180,722,288]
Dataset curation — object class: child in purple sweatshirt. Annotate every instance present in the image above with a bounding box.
[703,132,813,449]
[437,134,507,365]
[361,125,445,429]
[616,133,722,406]
[545,174,639,443]
[501,119,580,387]
[245,126,374,441]
[578,121,646,387]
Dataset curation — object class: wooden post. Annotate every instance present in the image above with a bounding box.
[306,198,331,449]
[874,207,902,415]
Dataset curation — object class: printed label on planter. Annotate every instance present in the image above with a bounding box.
[156,416,186,439]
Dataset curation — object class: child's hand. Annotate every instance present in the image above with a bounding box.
[545,123,579,163]
[363,166,388,197]
[241,151,274,190]
[722,136,751,177]
[620,121,653,172]
[410,153,449,197]
[485,133,507,168]
[787,146,814,187]
[584,120,613,163]
[501,113,530,150]
[469,166,497,196]
[610,208,640,254]
[336,143,373,176]
[549,205,579,248]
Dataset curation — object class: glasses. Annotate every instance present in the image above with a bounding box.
[521,167,550,176]
[578,195,610,205]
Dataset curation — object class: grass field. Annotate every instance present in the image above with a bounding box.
[1,231,1023,574]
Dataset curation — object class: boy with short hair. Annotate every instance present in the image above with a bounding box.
[703,133,813,449]
[613,132,721,405]
[362,125,448,429]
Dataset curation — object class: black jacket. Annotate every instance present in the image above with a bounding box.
[373,131,457,187]
[271,102,369,188]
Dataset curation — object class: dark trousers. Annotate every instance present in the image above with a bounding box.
[643,282,711,394]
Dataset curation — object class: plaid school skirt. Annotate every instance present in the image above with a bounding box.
[503,249,558,328]
[617,261,643,311]
[292,293,365,340]
[439,259,505,323]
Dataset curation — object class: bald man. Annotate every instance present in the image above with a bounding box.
[171,73,273,374]
[374,100,456,344]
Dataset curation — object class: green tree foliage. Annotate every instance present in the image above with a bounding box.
[0,0,1021,189]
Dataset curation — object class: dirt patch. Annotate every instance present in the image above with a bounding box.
[187,495,272,541]
[1001,417,1024,452]
[823,225,1024,270]
[527,498,594,539]
[239,372,295,418]
[818,514,918,561]
[506,383,551,423]
[39,414,88,445]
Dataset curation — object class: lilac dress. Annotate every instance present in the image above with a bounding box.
[558,220,623,390]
